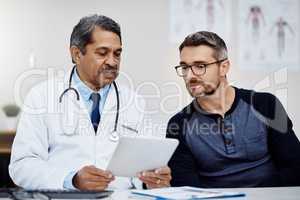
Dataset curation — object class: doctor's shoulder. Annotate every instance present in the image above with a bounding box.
[21,77,65,109]
[22,80,49,108]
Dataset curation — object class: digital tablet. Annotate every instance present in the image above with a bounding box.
[106,137,179,177]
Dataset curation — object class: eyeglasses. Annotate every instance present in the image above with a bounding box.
[174,58,227,77]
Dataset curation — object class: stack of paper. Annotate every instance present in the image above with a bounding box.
[131,186,245,200]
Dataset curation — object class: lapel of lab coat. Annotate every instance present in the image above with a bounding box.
[60,67,94,136]
[94,82,120,169]
[97,82,119,136]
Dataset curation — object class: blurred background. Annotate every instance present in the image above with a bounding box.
[0,0,300,186]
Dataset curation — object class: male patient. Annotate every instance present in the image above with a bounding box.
[167,31,300,187]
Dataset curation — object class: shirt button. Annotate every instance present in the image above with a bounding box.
[225,127,233,133]
[225,139,232,145]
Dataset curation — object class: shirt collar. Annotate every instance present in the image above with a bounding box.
[72,68,111,101]
[191,87,240,118]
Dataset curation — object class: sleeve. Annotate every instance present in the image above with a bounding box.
[266,94,300,186]
[166,114,201,187]
[63,171,77,190]
[9,86,72,190]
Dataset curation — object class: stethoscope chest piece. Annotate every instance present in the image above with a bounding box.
[109,131,119,142]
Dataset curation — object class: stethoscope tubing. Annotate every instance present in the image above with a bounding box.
[59,66,120,133]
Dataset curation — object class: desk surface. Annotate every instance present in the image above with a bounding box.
[0,187,299,199]
[110,187,300,200]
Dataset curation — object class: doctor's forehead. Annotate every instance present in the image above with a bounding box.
[89,27,122,48]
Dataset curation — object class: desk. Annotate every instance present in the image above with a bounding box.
[109,187,300,199]
[0,131,15,187]
[0,187,299,199]
[0,131,15,154]
[0,131,299,199]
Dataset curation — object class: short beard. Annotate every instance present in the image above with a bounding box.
[194,80,221,98]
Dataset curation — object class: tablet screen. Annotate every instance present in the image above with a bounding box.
[106,137,178,177]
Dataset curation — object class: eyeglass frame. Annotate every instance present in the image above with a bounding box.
[174,58,228,77]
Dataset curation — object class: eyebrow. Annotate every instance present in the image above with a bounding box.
[95,47,122,52]
[179,60,206,65]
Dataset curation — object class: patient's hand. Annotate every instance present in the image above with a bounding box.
[138,166,172,189]
[73,165,115,191]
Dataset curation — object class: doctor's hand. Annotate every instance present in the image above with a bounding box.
[73,165,115,191]
[138,166,172,189]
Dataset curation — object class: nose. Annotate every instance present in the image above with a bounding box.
[105,53,118,67]
[185,67,196,80]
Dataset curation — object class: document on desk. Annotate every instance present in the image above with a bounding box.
[131,186,245,199]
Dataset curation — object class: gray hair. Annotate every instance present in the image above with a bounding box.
[70,14,121,63]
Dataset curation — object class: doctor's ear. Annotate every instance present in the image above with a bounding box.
[70,46,82,64]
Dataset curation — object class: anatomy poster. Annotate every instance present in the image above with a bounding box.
[169,0,230,44]
[238,0,299,69]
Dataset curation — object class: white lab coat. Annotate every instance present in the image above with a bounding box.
[9,69,149,190]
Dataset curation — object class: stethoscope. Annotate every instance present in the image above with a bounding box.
[59,66,120,142]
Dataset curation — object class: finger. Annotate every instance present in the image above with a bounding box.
[145,183,157,189]
[87,166,109,176]
[83,174,114,182]
[138,175,160,185]
[153,174,172,182]
[81,169,114,182]
[141,171,171,182]
[141,171,157,178]
[94,185,107,191]
[85,181,109,191]
[87,167,114,179]
[145,180,170,189]
[154,166,171,175]
[91,174,114,182]
[139,173,171,188]
[139,167,169,176]
[146,183,162,189]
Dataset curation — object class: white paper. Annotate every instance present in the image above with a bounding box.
[132,186,245,199]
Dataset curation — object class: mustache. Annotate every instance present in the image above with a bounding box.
[188,79,204,86]
[99,65,119,73]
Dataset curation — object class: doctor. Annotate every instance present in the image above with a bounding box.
[9,14,171,190]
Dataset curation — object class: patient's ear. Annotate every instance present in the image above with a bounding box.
[219,59,230,77]
[70,46,81,64]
